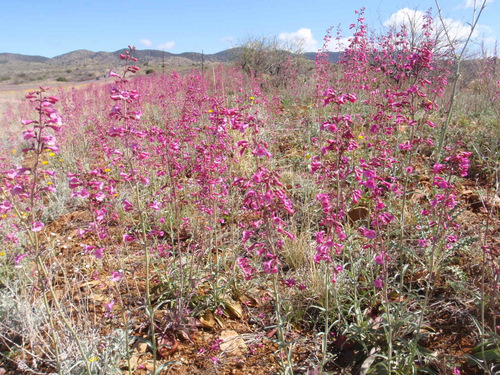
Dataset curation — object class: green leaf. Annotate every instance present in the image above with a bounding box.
[470,349,500,362]
[131,336,154,351]
[155,361,182,373]
[417,367,437,374]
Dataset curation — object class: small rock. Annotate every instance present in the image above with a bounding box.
[133,341,149,354]
[118,355,140,371]
[219,330,247,356]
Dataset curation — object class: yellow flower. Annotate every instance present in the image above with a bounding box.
[47,181,52,185]
[358,134,364,140]
[208,109,213,113]
[0,252,5,256]
[49,152,55,157]
[42,161,48,165]
[59,159,63,162]
[89,356,98,362]
[305,154,311,160]
[104,168,111,173]
[1,215,7,219]
[250,96,254,100]
[12,149,16,154]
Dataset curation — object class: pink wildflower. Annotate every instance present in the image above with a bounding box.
[14,253,28,266]
[373,278,384,288]
[32,221,44,232]
[105,300,115,312]
[110,271,122,282]
[93,247,104,259]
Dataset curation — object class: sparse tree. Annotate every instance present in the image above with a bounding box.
[434,0,490,157]
[235,35,311,87]
[383,7,480,54]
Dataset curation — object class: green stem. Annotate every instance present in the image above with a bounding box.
[133,182,157,373]
[36,257,92,375]
[272,272,293,375]
[382,265,393,373]
[320,264,330,371]
[434,0,489,160]
[479,191,493,374]
[40,276,62,375]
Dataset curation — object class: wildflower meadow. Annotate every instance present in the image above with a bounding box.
[0,6,498,375]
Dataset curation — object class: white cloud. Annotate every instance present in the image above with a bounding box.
[220,36,234,44]
[140,38,153,47]
[278,28,318,52]
[462,0,493,9]
[383,8,477,47]
[326,37,351,52]
[439,17,474,42]
[384,8,426,30]
[157,41,176,50]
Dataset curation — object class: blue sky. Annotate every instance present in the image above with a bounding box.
[2,0,498,57]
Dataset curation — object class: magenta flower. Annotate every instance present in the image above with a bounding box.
[433,164,446,174]
[14,253,28,266]
[93,247,104,259]
[352,189,362,204]
[105,300,115,312]
[0,201,12,211]
[373,278,384,288]
[374,252,388,265]
[398,141,412,151]
[21,119,37,126]
[46,96,59,104]
[32,221,44,232]
[237,257,255,280]
[359,227,376,239]
[22,130,36,140]
[41,170,56,177]
[242,230,253,243]
[122,199,133,211]
[68,177,83,189]
[83,244,95,254]
[252,144,273,158]
[108,70,121,78]
[147,201,160,210]
[122,234,134,242]
[110,271,122,282]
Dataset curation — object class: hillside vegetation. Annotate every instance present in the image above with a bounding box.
[0,10,498,375]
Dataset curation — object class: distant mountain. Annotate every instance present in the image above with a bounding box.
[0,53,49,64]
[303,52,341,63]
[0,48,343,85]
[209,48,242,62]
[0,48,341,66]
[49,49,115,65]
